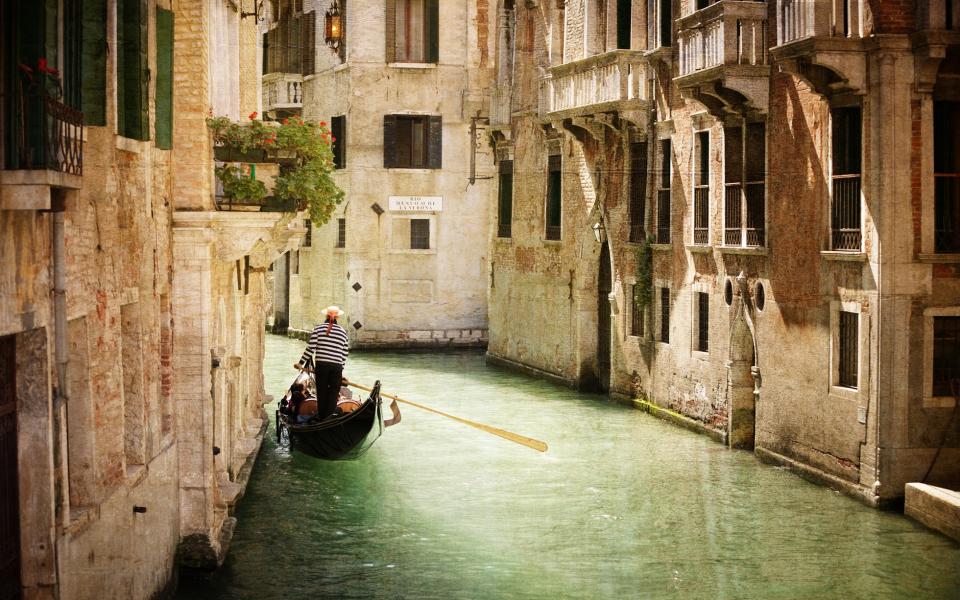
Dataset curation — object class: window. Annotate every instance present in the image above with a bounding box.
[656,139,672,243]
[546,154,562,240]
[616,0,632,49]
[383,115,442,169]
[935,102,960,253]
[694,132,710,245]
[498,160,513,238]
[331,115,346,169]
[336,218,346,248]
[631,284,644,337]
[831,106,862,250]
[387,0,439,63]
[410,218,430,249]
[659,287,670,343]
[695,292,709,353]
[659,0,672,46]
[629,142,647,242]
[304,219,312,247]
[838,310,858,389]
[301,10,316,75]
[290,250,300,275]
[933,317,960,397]
[265,0,311,74]
[117,0,149,140]
[724,123,766,247]
[155,8,174,149]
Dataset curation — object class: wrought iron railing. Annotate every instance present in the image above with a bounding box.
[8,81,83,175]
[831,174,861,251]
[656,189,671,244]
[724,181,765,246]
[936,174,960,253]
[693,186,710,244]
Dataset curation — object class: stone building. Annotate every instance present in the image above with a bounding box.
[1,1,300,598]
[486,0,960,507]
[265,0,495,348]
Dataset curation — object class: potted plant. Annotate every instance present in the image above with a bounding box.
[215,164,268,207]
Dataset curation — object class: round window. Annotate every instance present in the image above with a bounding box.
[724,279,733,306]
[755,282,766,311]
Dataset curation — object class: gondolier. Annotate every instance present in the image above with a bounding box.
[295,305,349,421]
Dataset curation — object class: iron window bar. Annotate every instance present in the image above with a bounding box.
[831,174,861,251]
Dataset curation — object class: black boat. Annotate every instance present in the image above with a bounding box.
[276,371,384,460]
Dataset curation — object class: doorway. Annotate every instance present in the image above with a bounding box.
[598,242,612,393]
[0,334,20,600]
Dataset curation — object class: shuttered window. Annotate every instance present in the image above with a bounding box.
[659,287,670,343]
[629,142,647,242]
[80,0,107,124]
[331,115,346,169]
[546,154,562,240]
[117,0,149,140]
[301,11,316,75]
[387,0,438,63]
[383,114,441,169]
[155,8,173,149]
[498,160,513,238]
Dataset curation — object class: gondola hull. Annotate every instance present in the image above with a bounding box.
[279,380,384,460]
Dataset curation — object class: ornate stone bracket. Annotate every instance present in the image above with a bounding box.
[914,43,947,94]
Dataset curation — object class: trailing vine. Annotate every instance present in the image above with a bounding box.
[634,236,654,311]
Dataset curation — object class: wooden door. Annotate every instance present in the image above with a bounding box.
[0,335,20,600]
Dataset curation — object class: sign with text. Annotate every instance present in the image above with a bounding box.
[388,196,443,212]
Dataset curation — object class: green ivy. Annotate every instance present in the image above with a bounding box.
[634,236,654,310]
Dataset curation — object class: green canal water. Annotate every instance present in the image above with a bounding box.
[177,334,960,599]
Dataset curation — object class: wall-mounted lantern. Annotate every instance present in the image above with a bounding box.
[325,1,344,52]
[592,220,606,244]
[240,0,264,21]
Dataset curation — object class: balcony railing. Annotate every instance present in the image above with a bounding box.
[724,181,765,246]
[935,174,960,253]
[777,0,862,46]
[539,50,649,118]
[262,73,304,113]
[693,186,710,244]
[6,83,83,175]
[831,174,861,251]
[656,189,671,244]
[677,1,768,78]
[490,86,512,128]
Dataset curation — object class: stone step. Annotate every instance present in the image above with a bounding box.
[904,482,960,542]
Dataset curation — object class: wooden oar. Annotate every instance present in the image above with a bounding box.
[345,380,548,453]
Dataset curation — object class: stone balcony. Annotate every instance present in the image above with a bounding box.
[538,50,650,122]
[675,1,770,116]
[262,72,303,115]
[771,0,867,95]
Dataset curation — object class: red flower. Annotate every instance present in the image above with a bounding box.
[331,137,336,142]
[282,118,289,125]
[248,111,258,120]
[319,121,327,127]
[38,57,48,72]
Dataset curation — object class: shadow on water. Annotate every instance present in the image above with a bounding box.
[177,335,960,600]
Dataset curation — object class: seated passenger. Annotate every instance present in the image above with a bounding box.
[333,385,362,416]
[288,382,318,424]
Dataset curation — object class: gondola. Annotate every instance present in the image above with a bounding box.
[275,369,384,460]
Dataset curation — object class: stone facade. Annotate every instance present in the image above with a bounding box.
[267,0,495,348]
[0,1,301,598]
[486,0,960,506]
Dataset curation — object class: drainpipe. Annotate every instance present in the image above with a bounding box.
[53,209,68,403]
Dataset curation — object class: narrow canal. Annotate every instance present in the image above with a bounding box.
[178,335,960,599]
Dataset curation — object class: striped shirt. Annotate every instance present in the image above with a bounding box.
[299,322,349,366]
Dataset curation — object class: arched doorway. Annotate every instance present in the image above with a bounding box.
[597,241,612,393]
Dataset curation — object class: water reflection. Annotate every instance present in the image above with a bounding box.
[177,335,960,599]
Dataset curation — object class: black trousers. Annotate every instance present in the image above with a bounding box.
[314,361,343,420]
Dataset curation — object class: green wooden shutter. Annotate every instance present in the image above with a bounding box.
[81,0,107,124]
[383,115,397,168]
[426,0,439,63]
[301,11,316,75]
[155,8,173,149]
[426,115,442,169]
[118,0,148,140]
[384,0,396,63]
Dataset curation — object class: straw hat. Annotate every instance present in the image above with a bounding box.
[323,305,344,318]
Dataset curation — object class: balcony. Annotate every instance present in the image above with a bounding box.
[1,83,83,209]
[262,73,303,115]
[772,0,866,95]
[912,2,960,93]
[538,50,650,121]
[675,1,770,116]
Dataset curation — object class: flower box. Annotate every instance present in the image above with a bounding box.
[214,146,267,163]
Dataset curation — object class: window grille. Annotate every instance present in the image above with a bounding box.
[410,218,430,249]
[304,219,312,247]
[629,142,647,242]
[723,123,766,247]
[696,292,709,352]
[693,132,710,244]
[660,287,670,343]
[546,154,562,240]
[933,316,960,397]
[498,160,513,238]
[656,139,671,244]
[838,310,858,388]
